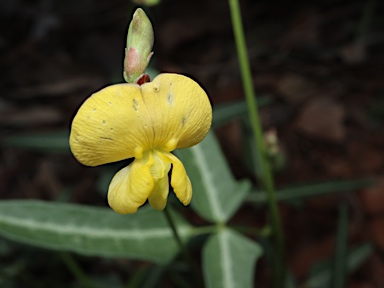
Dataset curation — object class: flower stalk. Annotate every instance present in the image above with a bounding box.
[163,207,203,287]
[228,0,285,287]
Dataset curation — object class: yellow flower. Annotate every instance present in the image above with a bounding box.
[69,73,212,214]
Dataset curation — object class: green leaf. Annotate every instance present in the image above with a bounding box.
[332,203,348,288]
[60,252,103,288]
[0,200,192,264]
[126,265,153,288]
[140,265,166,288]
[286,271,298,288]
[304,243,373,288]
[203,229,262,288]
[1,131,69,152]
[212,97,270,128]
[176,131,251,223]
[247,179,375,203]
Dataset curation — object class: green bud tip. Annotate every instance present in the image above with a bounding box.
[124,8,154,84]
[132,0,160,7]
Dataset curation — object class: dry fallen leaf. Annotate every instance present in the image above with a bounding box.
[295,97,345,142]
[276,73,314,104]
[340,41,366,65]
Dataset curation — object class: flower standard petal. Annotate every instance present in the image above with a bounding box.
[140,73,212,151]
[108,152,155,214]
[164,152,192,206]
[69,83,153,167]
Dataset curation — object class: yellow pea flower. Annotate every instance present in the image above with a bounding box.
[69,73,212,214]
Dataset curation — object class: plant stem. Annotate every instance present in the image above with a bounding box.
[332,203,348,288]
[355,0,376,44]
[191,225,218,237]
[230,224,272,237]
[163,207,203,287]
[228,0,285,287]
[60,252,97,288]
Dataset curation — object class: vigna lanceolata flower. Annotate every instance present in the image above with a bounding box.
[70,73,212,214]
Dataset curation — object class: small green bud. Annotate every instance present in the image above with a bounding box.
[132,0,160,7]
[124,8,154,83]
[264,129,286,172]
[264,129,279,157]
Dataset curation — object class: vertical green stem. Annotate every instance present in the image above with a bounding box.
[355,0,376,43]
[332,203,348,288]
[228,0,285,287]
[60,252,97,288]
[163,207,203,287]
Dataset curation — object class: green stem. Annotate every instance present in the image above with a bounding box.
[191,225,218,237]
[60,252,97,288]
[230,224,272,237]
[332,203,348,288]
[228,0,285,287]
[355,0,376,44]
[163,207,203,287]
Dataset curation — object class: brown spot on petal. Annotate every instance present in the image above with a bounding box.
[167,93,173,105]
[181,116,187,127]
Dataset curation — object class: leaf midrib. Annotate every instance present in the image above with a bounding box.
[219,231,234,288]
[192,142,224,221]
[0,215,191,240]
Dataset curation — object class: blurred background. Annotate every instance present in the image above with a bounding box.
[1,0,384,287]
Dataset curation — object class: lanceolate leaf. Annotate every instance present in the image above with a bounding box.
[305,243,373,288]
[0,200,191,264]
[332,203,348,288]
[203,229,262,288]
[1,131,70,152]
[247,179,375,203]
[176,131,251,223]
[212,97,270,128]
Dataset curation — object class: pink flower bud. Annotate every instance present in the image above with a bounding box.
[123,8,154,83]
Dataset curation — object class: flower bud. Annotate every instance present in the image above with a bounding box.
[264,128,279,157]
[123,8,154,83]
[132,0,160,7]
[264,128,286,172]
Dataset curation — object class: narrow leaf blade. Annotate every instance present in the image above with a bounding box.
[203,229,262,288]
[332,203,348,288]
[305,243,373,288]
[2,131,70,152]
[247,179,375,203]
[0,200,191,264]
[176,131,251,223]
[212,97,270,128]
